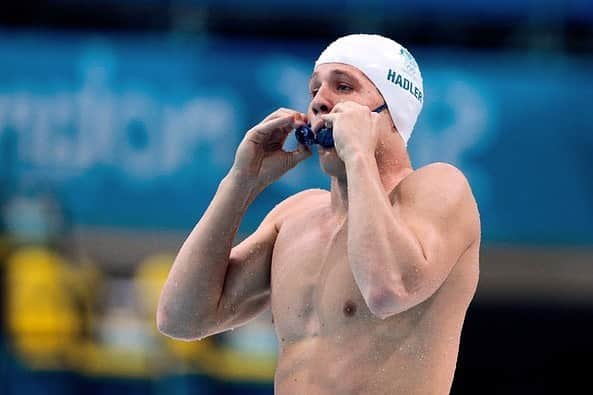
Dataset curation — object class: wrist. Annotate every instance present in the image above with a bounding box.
[223,169,260,202]
[343,151,375,168]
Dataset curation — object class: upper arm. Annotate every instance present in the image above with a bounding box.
[212,189,324,332]
[395,163,480,303]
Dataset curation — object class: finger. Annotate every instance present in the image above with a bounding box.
[262,108,306,123]
[330,102,345,113]
[251,114,306,141]
[329,101,358,114]
[284,143,312,170]
[317,114,337,132]
[265,113,307,132]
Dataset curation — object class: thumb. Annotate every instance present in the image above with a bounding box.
[285,144,312,170]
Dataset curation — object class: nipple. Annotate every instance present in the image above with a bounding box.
[343,300,357,317]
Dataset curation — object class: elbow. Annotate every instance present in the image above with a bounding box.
[156,307,183,339]
[156,305,208,341]
[365,287,408,320]
[156,308,175,337]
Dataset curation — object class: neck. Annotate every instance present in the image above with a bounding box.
[329,138,413,216]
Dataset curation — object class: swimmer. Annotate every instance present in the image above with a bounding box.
[157,34,480,394]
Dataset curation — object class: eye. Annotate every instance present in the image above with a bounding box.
[310,88,319,98]
[337,83,352,92]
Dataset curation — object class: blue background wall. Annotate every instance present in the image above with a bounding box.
[1,33,592,244]
[1,1,593,393]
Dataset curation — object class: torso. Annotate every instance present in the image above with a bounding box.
[270,178,479,394]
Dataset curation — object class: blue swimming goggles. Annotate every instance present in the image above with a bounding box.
[294,103,388,149]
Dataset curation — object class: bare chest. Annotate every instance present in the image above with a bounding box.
[270,215,377,341]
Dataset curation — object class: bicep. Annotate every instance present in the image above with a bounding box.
[397,165,479,303]
[402,208,471,295]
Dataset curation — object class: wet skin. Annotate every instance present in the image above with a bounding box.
[268,177,479,394]
[157,63,480,395]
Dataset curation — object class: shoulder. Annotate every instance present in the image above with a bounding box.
[263,188,329,227]
[399,162,468,193]
[277,188,329,209]
[397,162,473,208]
[396,162,480,238]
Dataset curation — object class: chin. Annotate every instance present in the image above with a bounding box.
[318,147,346,177]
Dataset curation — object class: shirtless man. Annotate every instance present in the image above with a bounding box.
[157,34,480,394]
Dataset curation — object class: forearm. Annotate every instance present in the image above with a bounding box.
[157,169,258,336]
[345,155,426,316]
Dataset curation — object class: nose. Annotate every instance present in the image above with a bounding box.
[310,85,333,116]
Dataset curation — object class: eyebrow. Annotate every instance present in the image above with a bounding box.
[309,69,358,85]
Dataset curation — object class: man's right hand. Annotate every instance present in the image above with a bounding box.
[231,108,312,190]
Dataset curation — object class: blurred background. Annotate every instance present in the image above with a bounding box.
[1,0,592,394]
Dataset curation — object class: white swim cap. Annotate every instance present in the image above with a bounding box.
[315,34,424,146]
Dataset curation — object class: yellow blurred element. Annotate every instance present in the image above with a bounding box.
[135,253,175,318]
[136,253,276,382]
[6,247,84,368]
[4,248,277,380]
[135,254,215,369]
[70,341,156,378]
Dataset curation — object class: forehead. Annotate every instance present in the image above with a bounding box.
[310,63,373,85]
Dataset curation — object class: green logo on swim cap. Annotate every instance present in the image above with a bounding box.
[387,69,423,103]
[399,47,420,77]
[400,48,413,62]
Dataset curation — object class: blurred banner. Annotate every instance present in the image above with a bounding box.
[1,31,592,244]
